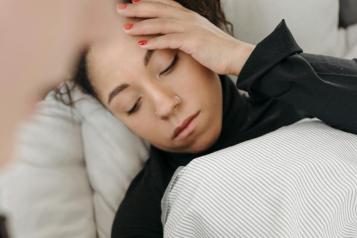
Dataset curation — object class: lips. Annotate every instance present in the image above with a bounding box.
[172,111,200,140]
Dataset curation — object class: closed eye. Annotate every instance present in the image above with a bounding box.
[127,53,178,116]
[127,96,142,115]
[159,53,179,76]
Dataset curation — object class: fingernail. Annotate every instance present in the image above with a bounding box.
[117,3,128,10]
[123,23,134,30]
[138,40,148,46]
[132,0,141,3]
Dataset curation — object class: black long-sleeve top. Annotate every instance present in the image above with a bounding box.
[111,20,357,238]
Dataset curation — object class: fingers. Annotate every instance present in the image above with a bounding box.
[117,0,195,53]
[138,33,188,51]
[117,0,189,19]
[123,18,186,35]
[140,33,192,54]
[133,0,184,9]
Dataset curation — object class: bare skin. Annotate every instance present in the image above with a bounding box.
[0,0,121,166]
[0,0,254,166]
[86,0,255,153]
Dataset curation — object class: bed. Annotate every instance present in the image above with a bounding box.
[0,0,356,237]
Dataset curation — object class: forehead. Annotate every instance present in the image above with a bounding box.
[86,27,176,103]
[87,14,157,75]
[87,27,149,94]
[89,28,144,75]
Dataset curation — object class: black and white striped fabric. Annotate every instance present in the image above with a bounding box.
[161,119,357,237]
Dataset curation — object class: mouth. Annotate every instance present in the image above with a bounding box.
[172,111,201,141]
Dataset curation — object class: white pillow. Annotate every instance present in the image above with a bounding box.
[0,89,150,238]
[222,0,351,57]
[0,87,149,238]
[0,94,96,238]
[162,118,357,237]
[72,89,149,238]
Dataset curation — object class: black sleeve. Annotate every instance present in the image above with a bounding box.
[237,20,357,134]
[111,157,174,238]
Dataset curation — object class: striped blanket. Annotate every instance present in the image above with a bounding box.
[161,119,357,238]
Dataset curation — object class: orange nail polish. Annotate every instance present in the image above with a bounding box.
[117,3,128,10]
[138,40,148,46]
[123,23,134,30]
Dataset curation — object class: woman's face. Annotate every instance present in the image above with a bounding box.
[87,30,223,153]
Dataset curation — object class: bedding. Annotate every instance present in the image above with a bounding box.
[0,89,149,238]
[0,94,97,238]
[162,119,357,237]
[74,90,150,238]
[223,0,357,58]
[1,0,357,237]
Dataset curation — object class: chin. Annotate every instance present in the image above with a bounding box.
[158,138,214,154]
[188,124,221,153]
[189,138,216,153]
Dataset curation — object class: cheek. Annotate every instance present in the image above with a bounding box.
[177,70,219,106]
[121,115,158,141]
[176,55,218,90]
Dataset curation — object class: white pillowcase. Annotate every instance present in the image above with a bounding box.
[0,89,150,238]
[0,93,96,238]
[72,90,149,238]
[222,0,354,57]
[162,118,357,237]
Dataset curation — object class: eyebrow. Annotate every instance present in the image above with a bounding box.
[107,50,156,104]
[108,83,129,104]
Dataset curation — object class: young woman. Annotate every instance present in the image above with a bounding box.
[58,0,357,237]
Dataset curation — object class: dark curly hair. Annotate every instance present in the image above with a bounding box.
[55,0,234,106]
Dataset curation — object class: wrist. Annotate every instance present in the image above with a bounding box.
[227,40,255,76]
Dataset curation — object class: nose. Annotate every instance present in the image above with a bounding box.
[147,83,181,119]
